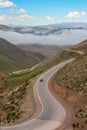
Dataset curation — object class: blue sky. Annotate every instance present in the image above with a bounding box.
[0,0,87,26]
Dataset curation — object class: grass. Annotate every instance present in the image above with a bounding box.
[75,106,87,118]
[72,40,87,54]
[0,38,40,74]
[1,50,80,88]
[0,81,27,124]
[72,105,87,130]
[0,50,80,124]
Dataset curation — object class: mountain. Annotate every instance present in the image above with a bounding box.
[55,39,87,92]
[71,39,87,53]
[54,40,87,130]
[0,23,87,46]
[18,44,71,58]
[0,39,86,126]
[49,22,87,29]
[0,38,43,73]
[0,23,87,35]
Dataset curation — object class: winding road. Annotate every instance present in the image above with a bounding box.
[1,58,74,130]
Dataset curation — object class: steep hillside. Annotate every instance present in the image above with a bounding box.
[2,50,79,87]
[55,54,87,130]
[56,54,87,92]
[54,41,87,130]
[0,38,40,73]
[0,49,81,124]
[71,39,87,54]
[0,37,86,127]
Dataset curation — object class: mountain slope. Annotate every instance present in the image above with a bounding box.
[56,54,87,92]
[54,40,87,130]
[1,23,87,35]
[57,39,87,92]
[0,38,40,73]
[71,39,87,54]
[0,38,86,127]
[18,44,71,58]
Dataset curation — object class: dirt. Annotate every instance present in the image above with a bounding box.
[11,78,42,125]
[0,77,42,126]
[1,72,86,130]
[49,74,87,130]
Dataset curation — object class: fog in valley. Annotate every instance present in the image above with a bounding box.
[0,29,87,45]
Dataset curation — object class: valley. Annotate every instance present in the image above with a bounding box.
[0,24,87,130]
[0,0,87,129]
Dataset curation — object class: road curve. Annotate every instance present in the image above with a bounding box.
[1,58,74,130]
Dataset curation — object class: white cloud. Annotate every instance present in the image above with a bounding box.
[65,11,87,18]
[9,8,27,14]
[0,14,37,25]
[17,14,36,20]
[0,15,6,20]
[46,16,55,20]
[0,0,15,8]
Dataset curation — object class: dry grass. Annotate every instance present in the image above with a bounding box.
[56,54,87,92]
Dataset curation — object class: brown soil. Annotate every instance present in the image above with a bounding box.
[21,78,42,121]
[1,73,86,129]
[49,74,87,130]
[12,78,42,125]
[0,77,42,126]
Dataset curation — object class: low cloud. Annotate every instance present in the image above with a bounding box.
[65,11,87,18]
[0,0,15,8]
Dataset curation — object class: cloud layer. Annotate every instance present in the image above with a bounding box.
[46,16,55,20]
[65,11,87,18]
[9,8,27,14]
[0,14,36,24]
[0,0,15,8]
[0,0,87,25]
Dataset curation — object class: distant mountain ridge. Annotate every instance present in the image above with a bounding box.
[0,22,87,35]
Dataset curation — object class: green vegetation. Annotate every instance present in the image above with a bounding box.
[0,38,40,73]
[0,49,80,124]
[75,106,87,118]
[56,54,87,92]
[0,82,27,124]
[1,50,80,87]
[54,40,87,130]
[0,38,87,125]
[72,105,87,130]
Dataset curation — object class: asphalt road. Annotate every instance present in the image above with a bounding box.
[1,58,74,130]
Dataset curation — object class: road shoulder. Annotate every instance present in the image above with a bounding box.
[49,74,73,130]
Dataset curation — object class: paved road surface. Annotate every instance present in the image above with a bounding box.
[1,58,74,130]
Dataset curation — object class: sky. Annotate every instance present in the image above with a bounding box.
[0,0,87,26]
